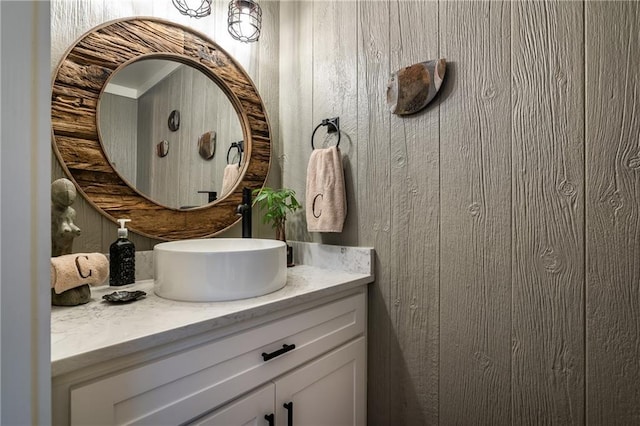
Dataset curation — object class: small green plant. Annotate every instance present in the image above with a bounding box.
[252,187,302,241]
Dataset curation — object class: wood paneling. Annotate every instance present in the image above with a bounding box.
[389,1,440,424]
[283,0,638,424]
[512,2,585,423]
[440,2,511,424]
[356,2,392,424]
[137,65,241,208]
[100,93,138,185]
[312,0,359,247]
[53,0,640,423]
[586,2,640,424]
[280,0,314,241]
[254,0,281,197]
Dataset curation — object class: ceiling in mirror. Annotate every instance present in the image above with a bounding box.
[99,58,244,210]
[51,18,271,240]
[104,59,181,98]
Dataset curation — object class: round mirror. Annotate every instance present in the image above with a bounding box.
[51,18,271,241]
[99,58,244,209]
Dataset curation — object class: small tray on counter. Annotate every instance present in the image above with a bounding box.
[102,290,147,303]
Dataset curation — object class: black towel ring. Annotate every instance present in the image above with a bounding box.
[227,141,243,166]
[311,117,341,149]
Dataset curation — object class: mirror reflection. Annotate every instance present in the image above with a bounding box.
[99,58,244,209]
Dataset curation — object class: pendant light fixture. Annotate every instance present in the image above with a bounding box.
[227,0,262,43]
[172,0,212,18]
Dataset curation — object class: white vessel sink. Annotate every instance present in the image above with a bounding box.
[154,238,287,302]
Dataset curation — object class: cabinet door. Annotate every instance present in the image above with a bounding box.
[275,337,366,426]
[189,383,275,426]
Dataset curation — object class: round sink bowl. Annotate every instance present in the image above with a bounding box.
[154,238,287,302]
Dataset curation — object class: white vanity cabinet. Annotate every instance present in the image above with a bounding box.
[192,337,366,426]
[272,336,366,426]
[58,289,366,426]
[189,383,276,426]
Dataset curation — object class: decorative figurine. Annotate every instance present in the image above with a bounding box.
[51,178,90,306]
[51,178,81,256]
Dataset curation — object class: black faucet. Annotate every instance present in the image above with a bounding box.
[197,190,217,203]
[236,187,252,238]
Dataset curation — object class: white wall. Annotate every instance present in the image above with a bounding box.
[0,1,51,424]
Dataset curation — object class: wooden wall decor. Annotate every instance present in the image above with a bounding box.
[51,17,271,241]
[167,109,180,131]
[198,130,216,160]
[156,140,169,158]
[386,58,446,115]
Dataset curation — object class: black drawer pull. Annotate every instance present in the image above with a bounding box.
[264,413,274,426]
[262,343,296,361]
[284,402,293,426]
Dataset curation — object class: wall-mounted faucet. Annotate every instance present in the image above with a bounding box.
[236,187,252,238]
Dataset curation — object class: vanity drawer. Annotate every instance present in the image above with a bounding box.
[70,290,366,425]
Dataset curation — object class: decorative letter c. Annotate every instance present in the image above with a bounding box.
[312,194,323,218]
[75,255,93,279]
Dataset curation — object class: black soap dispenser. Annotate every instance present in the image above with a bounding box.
[110,219,135,286]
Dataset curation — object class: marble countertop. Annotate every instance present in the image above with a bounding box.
[51,242,374,377]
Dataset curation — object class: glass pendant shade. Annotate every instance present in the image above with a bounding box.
[228,0,262,43]
[172,0,212,18]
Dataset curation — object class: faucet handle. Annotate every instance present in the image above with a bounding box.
[236,204,248,215]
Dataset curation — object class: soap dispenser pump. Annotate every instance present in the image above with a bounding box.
[109,219,135,286]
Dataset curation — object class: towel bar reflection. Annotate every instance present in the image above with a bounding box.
[311,117,341,149]
[227,141,243,165]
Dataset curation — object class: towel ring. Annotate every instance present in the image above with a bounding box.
[311,117,341,149]
[227,141,243,166]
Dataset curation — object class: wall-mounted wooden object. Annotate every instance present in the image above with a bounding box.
[156,140,169,158]
[386,58,446,115]
[168,110,180,131]
[198,131,216,160]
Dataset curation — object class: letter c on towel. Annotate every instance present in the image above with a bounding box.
[75,255,93,279]
[312,194,323,218]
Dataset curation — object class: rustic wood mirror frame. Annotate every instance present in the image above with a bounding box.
[51,17,270,240]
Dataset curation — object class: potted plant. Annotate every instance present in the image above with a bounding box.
[252,187,302,266]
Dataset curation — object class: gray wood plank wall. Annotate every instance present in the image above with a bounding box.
[135,65,241,209]
[51,0,639,423]
[281,1,639,424]
[100,93,138,186]
[586,2,640,424]
[440,2,511,424]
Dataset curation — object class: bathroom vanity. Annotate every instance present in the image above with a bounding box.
[51,243,373,425]
[49,17,372,425]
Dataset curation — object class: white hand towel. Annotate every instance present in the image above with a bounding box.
[305,146,346,232]
[220,164,241,198]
